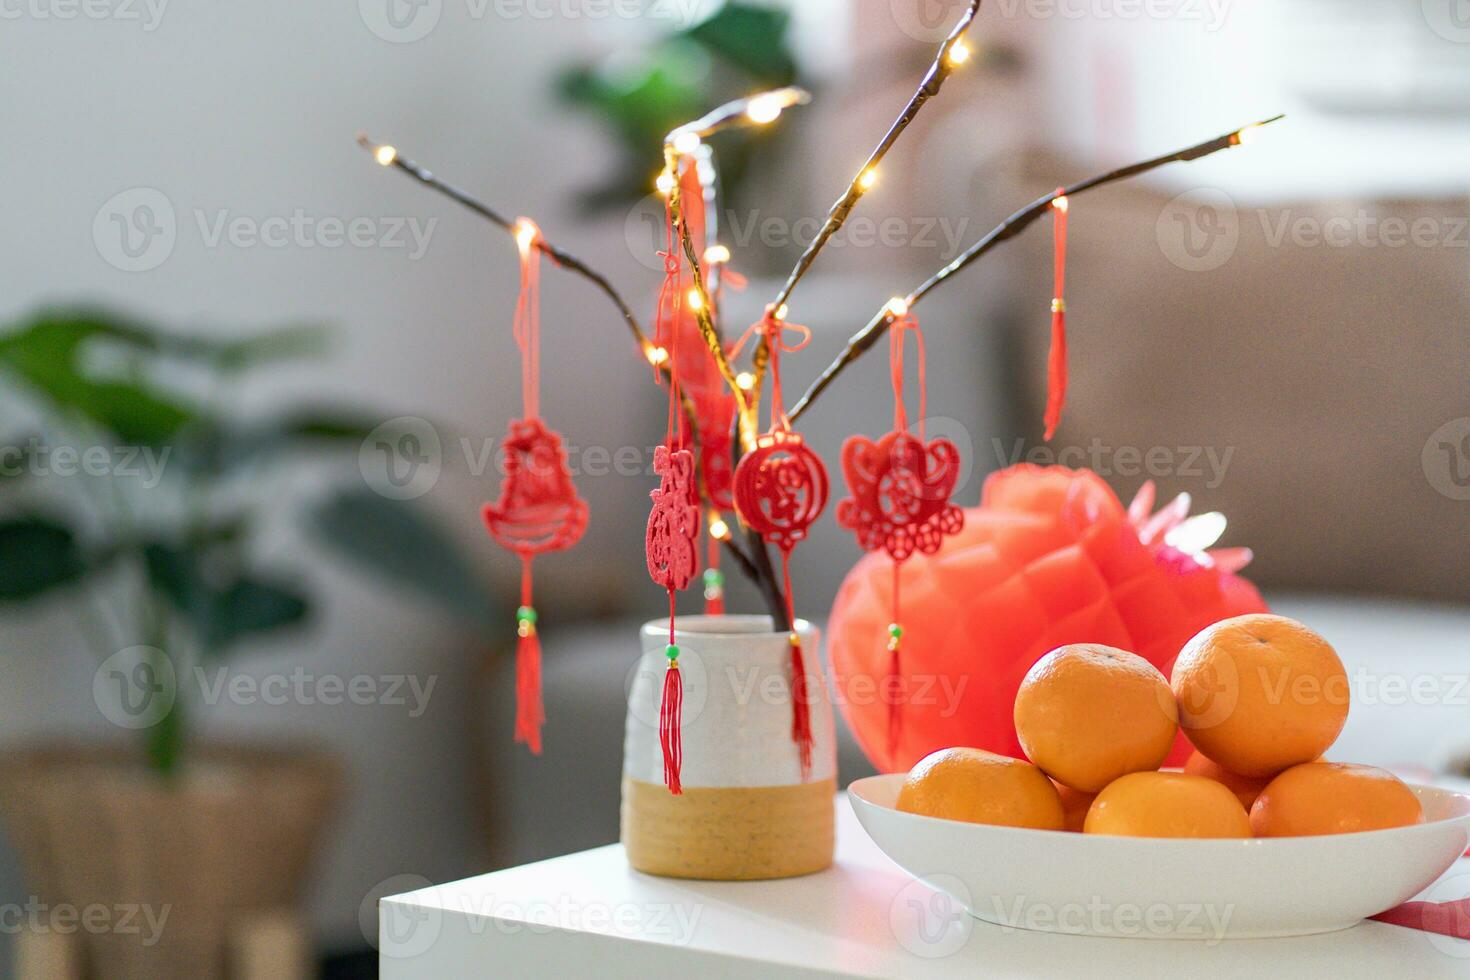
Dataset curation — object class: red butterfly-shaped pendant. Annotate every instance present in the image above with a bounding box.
[646,445,701,591]
[836,431,964,561]
[482,417,589,558]
[733,429,829,555]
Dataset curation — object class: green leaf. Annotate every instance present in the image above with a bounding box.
[0,309,196,445]
[308,487,499,628]
[143,542,310,654]
[0,517,88,600]
[204,578,309,651]
[684,2,797,86]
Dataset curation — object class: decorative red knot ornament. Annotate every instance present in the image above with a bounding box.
[835,307,963,758]
[646,445,701,593]
[732,310,830,778]
[480,217,589,756]
[481,417,589,754]
[837,431,963,560]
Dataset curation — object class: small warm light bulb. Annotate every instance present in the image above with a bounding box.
[704,244,731,265]
[885,296,909,318]
[709,517,730,540]
[1054,195,1070,213]
[735,371,755,390]
[858,168,878,192]
[646,345,669,367]
[746,94,784,125]
[686,289,704,312]
[673,130,701,155]
[514,220,537,254]
[374,145,397,167]
[948,40,971,66]
[655,171,676,197]
[1234,124,1262,146]
[774,303,789,321]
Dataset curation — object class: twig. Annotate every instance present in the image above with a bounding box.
[357,133,651,358]
[660,89,813,436]
[767,0,985,317]
[787,115,1285,422]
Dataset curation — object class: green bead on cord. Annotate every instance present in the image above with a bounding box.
[665,643,680,662]
[887,622,903,651]
[702,568,724,588]
[516,605,537,638]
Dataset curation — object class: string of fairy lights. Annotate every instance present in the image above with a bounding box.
[357,13,1281,622]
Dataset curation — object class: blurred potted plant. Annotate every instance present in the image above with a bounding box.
[0,308,498,980]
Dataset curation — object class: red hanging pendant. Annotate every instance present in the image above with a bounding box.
[836,431,963,560]
[645,445,701,593]
[731,311,830,779]
[1044,191,1070,441]
[480,219,588,755]
[733,429,829,555]
[646,184,705,795]
[834,308,963,760]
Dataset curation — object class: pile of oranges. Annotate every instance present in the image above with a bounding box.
[896,614,1426,838]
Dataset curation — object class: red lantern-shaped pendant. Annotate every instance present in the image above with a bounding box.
[733,429,829,554]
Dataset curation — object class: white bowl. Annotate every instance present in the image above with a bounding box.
[849,773,1470,940]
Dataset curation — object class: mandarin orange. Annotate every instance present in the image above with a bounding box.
[897,747,1065,830]
[1083,771,1251,838]
[1250,762,1424,837]
[1051,780,1097,833]
[1183,749,1273,812]
[1014,644,1178,792]
[1172,615,1348,777]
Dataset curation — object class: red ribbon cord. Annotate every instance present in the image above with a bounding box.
[513,218,542,421]
[730,310,812,431]
[888,311,927,440]
[1044,191,1069,441]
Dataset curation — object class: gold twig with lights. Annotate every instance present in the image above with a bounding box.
[657,88,813,441]
[787,115,1286,422]
[765,0,985,320]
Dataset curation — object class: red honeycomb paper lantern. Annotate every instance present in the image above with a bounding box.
[827,464,1268,774]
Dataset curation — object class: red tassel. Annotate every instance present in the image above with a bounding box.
[1044,190,1069,441]
[514,623,544,754]
[886,565,902,764]
[789,633,813,779]
[514,561,543,754]
[887,651,902,765]
[1044,305,1067,441]
[659,652,683,795]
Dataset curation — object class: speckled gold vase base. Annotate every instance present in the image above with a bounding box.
[621,777,836,880]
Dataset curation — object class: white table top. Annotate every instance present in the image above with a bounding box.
[379,795,1470,979]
